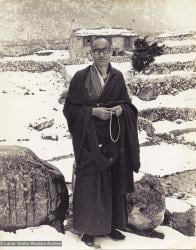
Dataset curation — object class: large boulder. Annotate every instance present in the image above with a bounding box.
[127,174,165,230]
[163,197,195,236]
[0,145,69,233]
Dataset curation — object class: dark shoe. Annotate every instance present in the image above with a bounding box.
[108,229,126,240]
[81,234,94,247]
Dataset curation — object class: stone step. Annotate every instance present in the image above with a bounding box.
[138,107,196,122]
[0,50,70,72]
[147,52,196,74]
[133,88,196,115]
[160,39,196,55]
[112,53,196,75]
[0,60,57,72]
[138,120,196,147]
[127,71,196,98]
[155,30,196,42]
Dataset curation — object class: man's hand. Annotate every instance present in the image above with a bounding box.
[92,107,111,120]
[111,105,123,117]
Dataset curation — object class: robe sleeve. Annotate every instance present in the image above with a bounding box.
[118,72,133,103]
[118,72,141,173]
[62,72,92,163]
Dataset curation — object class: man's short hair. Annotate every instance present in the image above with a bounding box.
[91,36,112,48]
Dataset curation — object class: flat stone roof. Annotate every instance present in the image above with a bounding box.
[74,28,138,37]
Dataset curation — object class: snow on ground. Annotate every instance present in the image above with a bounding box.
[0,57,196,249]
[153,120,196,134]
[0,50,70,62]
[165,197,192,213]
[0,71,73,179]
[159,39,196,47]
[156,29,196,38]
[0,71,65,96]
[138,130,149,144]
[64,62,133,78]
[179,132,196,144]
[139,143,196,176]
[0,69,196,183]
[132,89,196,110]
[155,51,196,63]
[51,158,74,183]
[132,70,196,79]
[64,63,90,77]
[0,225,195,250]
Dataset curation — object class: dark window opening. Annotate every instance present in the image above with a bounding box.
[124,37,131,48]
[112,49,119,56]
[112,50,116,56]
[83,37,92,46]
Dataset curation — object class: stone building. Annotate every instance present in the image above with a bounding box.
[69,28,138,60]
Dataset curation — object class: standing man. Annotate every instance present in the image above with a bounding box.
[63,36,140,247]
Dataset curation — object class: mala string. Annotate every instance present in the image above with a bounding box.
[109,111,120,143]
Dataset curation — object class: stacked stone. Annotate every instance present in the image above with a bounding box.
[127,72,196,96]
[0,60,56,72]
[162,43,196,55]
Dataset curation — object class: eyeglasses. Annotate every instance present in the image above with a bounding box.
[92,47,111,55]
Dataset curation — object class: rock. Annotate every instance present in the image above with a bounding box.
[55,61,71,84]
[58,90,68,104]
[163,197,195,236]
[29,119,54,131]
[127,174,165,230]
[176,119,183,124]
[138,86,159,101]
[0,145,69,233]
[160,169,196,197]
[41,134,59,141]
[138,117,155,136]
[17,138,30,142]
[35,51,53,56]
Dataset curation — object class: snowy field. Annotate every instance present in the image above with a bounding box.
[0,50,70,62]
[0,225,195,250]
[0,51,195,249]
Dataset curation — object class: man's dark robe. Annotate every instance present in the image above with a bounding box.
[63,64,140,235]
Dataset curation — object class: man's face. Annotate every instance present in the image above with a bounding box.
[91,38,112,68]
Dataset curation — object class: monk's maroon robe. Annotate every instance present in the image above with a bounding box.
[63,64,140,235]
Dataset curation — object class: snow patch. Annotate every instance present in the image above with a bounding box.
[153,120,196,134]
[166,197,192,213]
[0,225,195,250]
[140,143,196,176]
[155,52,196,63]
[132,89,196,110]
